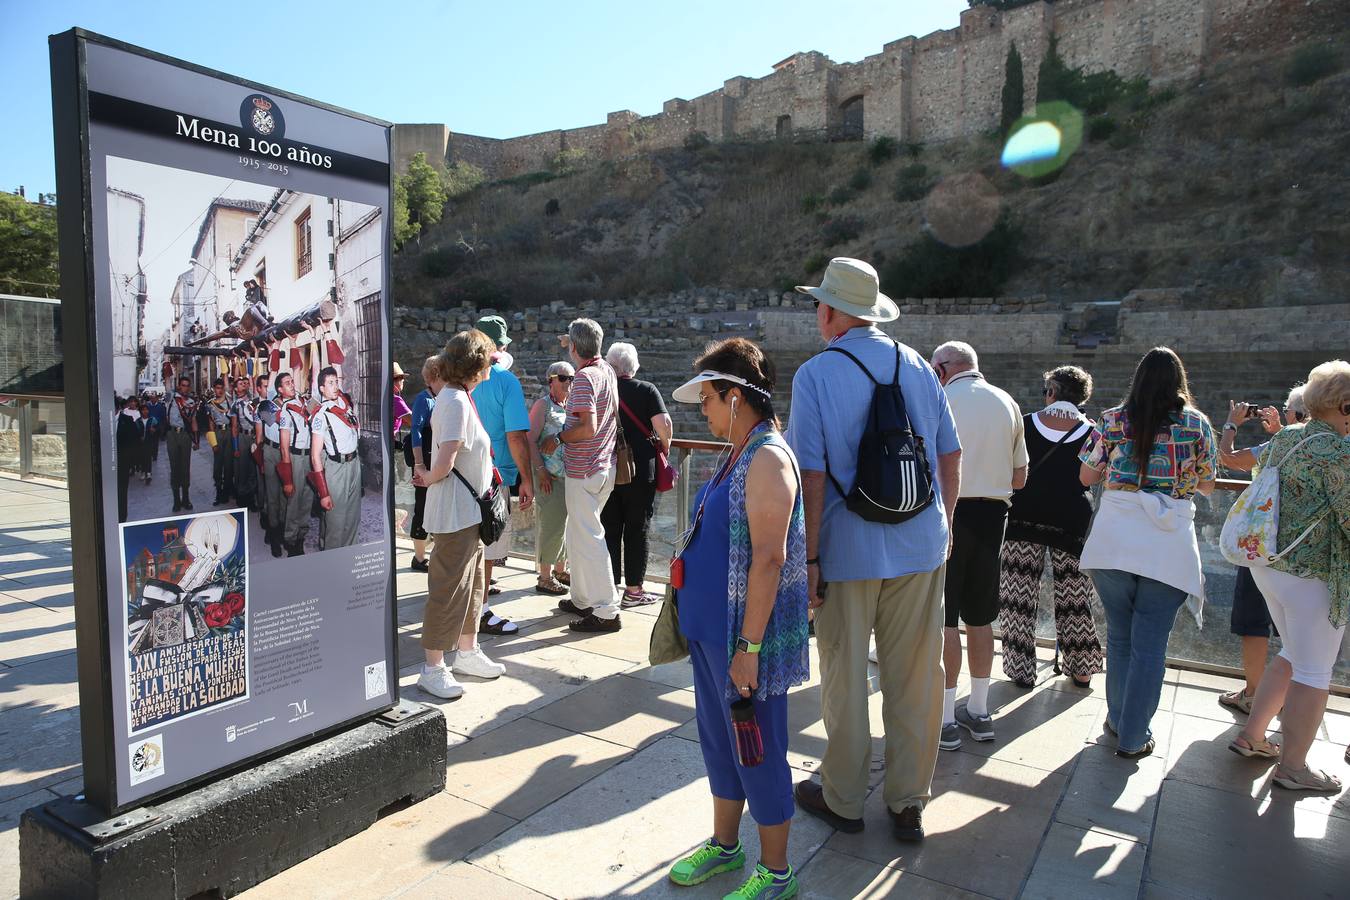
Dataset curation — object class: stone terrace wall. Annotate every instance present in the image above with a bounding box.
[395,0,1340,177]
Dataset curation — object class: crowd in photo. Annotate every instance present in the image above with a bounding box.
[116,364,370,558]
[396,258,1349,899]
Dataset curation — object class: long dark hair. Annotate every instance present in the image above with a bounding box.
[1122,347,1197,481]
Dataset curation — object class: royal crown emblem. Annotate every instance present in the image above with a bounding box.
[240,93,285,140]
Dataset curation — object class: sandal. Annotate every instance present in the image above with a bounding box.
[1071,675,1093,688]
[1228,734,1280,759]
[1218,689,1254,716]
[1272,765,1342,793]
[1115,738,1156,760]
[488,585,502,596]
[536,578,569,596]
[555,571,571,585]
[478,612,519,636]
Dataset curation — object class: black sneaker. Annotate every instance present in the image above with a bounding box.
[172,500,182,512]
[558,597,588,616]
[410,556,429,573]
[890,805,924,842]
[183,499,194,510]
[569,612,621,633]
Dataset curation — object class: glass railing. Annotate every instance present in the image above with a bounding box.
[485,439,1346,691]
[0,397,68,480]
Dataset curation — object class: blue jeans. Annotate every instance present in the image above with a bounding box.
[1090,569,1185,752]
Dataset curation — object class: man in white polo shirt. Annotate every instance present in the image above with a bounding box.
[931,341,1027,749]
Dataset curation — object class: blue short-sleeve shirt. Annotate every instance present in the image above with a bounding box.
[471,362,531,485]
[785,326,960,583]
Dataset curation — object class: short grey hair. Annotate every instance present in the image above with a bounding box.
[606,342,640,377]
[932,340,978,370]
[546,360,575,380]
[568,318,603,359]
[1285,384,1307,417]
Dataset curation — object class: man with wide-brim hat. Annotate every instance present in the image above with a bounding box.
[784,257,962,845]
[469,315,534,638]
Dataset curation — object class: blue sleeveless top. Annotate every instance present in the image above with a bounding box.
[678,477,733,644]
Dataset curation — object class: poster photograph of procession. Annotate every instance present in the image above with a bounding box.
[121,510,249,736]
[108,155,386,558]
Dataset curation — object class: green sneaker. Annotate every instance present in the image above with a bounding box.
[668,838,745,886]
[723,864,798,899]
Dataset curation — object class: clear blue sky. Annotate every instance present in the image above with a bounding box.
[2,0,970,198]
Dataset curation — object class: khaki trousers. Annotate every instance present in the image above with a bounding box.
[318,455,362,550]
[535,475,568,567]
[815,565,946,818]
[564,468,619,620]
[282,453,313,545]
[423,523,484,650]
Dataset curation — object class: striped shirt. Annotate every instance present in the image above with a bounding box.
[563,359,618,479]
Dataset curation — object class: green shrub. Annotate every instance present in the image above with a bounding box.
[880,215,1022,298]
[868,136,898,165]
[828,185,855,206]
[550,148,590,175]
[801,194,824,214]
[1286,43,1340,87]
[1088,115,1118,142]
[893,163,930,203]
[419,246,468,278]
[496,170,558,191]
[903,142,923,158]
[848,168,874,191]
[804,252,830,275]
[442,161,485,199]
[821,214,864,245]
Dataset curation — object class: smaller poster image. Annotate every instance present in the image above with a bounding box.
[121,510,250,734]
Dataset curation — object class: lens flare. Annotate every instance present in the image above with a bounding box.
[923,173,1001,248]
[1002,101,1084,179]
[1002,121,1061,167]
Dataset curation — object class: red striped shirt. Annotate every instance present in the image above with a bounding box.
[563,359,618,478]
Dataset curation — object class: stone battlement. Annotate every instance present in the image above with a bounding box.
[393,0,1337,177]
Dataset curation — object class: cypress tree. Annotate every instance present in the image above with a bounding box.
[1000,42,1025,135]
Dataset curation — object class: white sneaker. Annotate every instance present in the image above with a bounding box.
[417,666,464,699]
[452,647,506,679]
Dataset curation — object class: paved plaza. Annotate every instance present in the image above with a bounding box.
[1,474,1347,899]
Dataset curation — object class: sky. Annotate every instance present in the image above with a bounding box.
[2,0,971,198]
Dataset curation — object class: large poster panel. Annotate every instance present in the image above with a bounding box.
[51,31,397,811]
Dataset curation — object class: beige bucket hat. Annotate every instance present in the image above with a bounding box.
[795,257,898,323]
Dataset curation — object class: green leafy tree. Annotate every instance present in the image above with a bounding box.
[394,152,448,249]
[1001,42,1025,136]
[392,176,414,248]
[442,160,485,199]
[0,192,59,297]
[1036,35,1074,106]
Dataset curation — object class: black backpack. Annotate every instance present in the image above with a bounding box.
[823,342,935,524]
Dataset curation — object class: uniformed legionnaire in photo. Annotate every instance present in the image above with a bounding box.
[308,366,363,550]
[166,376,199,512]
[276,373,315,556]
[206,378,234,506]
[230,376,258,513]
[259,373,287,557]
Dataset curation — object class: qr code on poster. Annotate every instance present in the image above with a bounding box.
[364,662,387,700]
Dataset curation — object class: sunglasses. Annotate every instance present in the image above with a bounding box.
[550,374,574,383]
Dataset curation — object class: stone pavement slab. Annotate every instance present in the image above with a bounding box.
[395,861,551,898]
[824,755,1067,899]
[527,673,695,750]
[1145,779,1350,900]
[469,735,833,899]
[1054,744,1165,842]
[238,791,516,900]
[796,848,987,899]
[442,716,632,820]
[1019,821,1146,900]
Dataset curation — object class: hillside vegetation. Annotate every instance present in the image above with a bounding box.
[394,35,1349,312]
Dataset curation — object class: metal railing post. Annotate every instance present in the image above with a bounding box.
[18,399,33,478]
[676,447,692,535]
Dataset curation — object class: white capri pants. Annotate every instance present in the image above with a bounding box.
[1250,567,1346,689]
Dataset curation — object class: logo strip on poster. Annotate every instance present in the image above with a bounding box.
[89,91,390,185]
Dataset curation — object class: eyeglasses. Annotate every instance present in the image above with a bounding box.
[699,388,730,408]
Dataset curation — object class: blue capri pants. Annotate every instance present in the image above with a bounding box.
[689,637,794,826]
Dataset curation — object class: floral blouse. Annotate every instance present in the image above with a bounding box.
[1258,420,1350,628]
[1079,406,1217,499]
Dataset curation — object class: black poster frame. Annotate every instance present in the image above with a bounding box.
[49,28,400,815]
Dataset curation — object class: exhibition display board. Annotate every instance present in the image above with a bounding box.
[49,29,398,813]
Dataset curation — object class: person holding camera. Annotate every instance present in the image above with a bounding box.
[1216,387,1305,714]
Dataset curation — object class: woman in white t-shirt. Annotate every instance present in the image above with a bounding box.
[411,330,505,698]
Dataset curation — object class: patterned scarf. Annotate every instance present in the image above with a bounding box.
[723,422,811,701]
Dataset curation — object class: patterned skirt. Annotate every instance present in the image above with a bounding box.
[998,539,1103,684]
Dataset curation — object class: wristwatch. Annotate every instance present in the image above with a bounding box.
[1222,423,1238,432]
[735,635,762,654]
